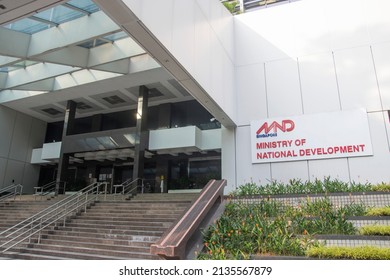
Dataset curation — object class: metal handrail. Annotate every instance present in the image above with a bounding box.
[0,184,23,203]
[150,179,226,259]
[113,178,133,194]
[122,178,141,195]
[34,181,59,200]
[0,185,86,237]
[0,182,107,253]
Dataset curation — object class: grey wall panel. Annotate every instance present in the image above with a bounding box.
[0,157,7,188]
[0,106,16,158]
[299,53,341,114]
[371,42,390,110]
[333,46,381,112]
[221,126,236,194]
[22,163,40,194]
[308,158,350,182]
[4,159,25,186]
[348,112,390,184]
[9,113,32,162]
[265,58,303,118]
[236,64,268,126]
[235,126,272,187]
[26,118,47,163]
[270,161,309,184]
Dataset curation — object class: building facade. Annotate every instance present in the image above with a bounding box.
[1,0,390,194]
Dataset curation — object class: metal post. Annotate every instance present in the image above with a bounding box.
[85,192,88,213]
[104,182,107,201]
[38,218,42,244]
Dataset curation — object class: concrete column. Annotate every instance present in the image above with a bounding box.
[56,100,76,194]
[132,86,149,187]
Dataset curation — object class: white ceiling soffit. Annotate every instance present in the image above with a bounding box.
[0,0,198,123]
[94,0,236,128]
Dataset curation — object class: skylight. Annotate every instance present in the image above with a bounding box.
[3,0,100,34]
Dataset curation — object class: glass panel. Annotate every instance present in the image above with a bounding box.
[5,18,50,34]
[34,5,84,24]
[5,60,40,72]
[78,39,108,49]
[103,31,128,42]
[67,0,100,13]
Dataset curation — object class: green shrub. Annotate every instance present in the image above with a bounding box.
[198,201,320,259]
[287,198,357,235]
[366,207,390,216]
[230,177,373,196]
[360,225,390,236]
[307,246,390,260]
[372,183,390,192]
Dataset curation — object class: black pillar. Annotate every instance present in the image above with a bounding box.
[56,100,77,194]
[132,86,149,185]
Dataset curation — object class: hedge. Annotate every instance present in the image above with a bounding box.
[307,246,390,260]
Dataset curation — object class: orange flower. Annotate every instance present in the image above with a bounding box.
[228,233,231,237]
[303,229,308,235]
[209,250,213,254]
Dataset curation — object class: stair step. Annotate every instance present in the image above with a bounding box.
[34,239,151,254]
[62,222,171,231]
[21,244,159,259]
[52,226,164,237]
[42,233,155,246]
[1,193,193,260]
[74,216,177,222]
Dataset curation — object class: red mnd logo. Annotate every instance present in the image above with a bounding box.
[256,120,295,138]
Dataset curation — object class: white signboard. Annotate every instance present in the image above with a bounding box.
[250,109,373,163]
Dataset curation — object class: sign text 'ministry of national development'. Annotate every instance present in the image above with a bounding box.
[250,109,373,164]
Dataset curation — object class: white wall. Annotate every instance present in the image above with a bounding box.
[101,0,236,126]
[233,0,390,191]
[0,105,46,193]
[103,0,390,192]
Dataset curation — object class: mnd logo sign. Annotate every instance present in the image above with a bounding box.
[256,120,295,138]
[250,109,373,163]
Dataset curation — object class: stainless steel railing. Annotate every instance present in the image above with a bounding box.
[113,178,148,196]
[0,181,108,253]
[0,184,23,203]
[33,181,66,200]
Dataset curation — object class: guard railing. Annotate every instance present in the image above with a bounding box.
[150,179,226,259]
[113,178,154,196]
[0,184,23,203]
[34,181,66,200]
[0,181,108,253]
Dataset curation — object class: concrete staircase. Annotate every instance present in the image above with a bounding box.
[0,197,64,232]
[0,193,198,260]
